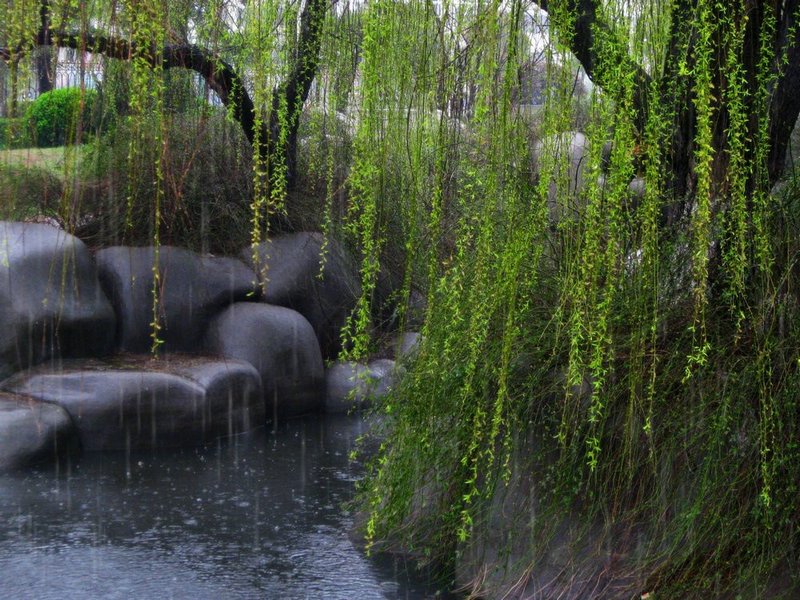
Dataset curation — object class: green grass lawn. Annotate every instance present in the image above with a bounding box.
[0,145,86,178]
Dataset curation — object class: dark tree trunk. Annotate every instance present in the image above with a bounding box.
[533,0,800,224]
[36,0,52,95]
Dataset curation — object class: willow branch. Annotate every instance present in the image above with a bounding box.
[532,0,652,134]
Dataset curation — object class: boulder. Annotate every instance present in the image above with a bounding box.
[241,232,361,359]
[367,358,402,398]
[0,391,78,471]
[325,359,399,414]
[0,221,116,380]
[533,132,589,222]
[204,302,324,419]
[1,355,263,451]
[95,246,257,353]
[392,332,421,361]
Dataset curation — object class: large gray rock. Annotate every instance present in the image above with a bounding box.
[95,246,257,353]
[324,359,399,414]
[1,356,263,451]
[242,232,361,359]
[0,222,116,380]
[533,132,590,222]
[0,391,78,470]
[204,302,324,419]
[392,332,421,361]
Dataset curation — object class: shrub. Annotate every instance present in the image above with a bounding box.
[25,88,97,147]
[75,109,254,254]
[0,163,63,220]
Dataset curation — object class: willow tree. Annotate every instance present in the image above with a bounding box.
[1,0,799,596]
[349,1,800,598]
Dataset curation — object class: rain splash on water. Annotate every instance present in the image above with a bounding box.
[0,415,451,599]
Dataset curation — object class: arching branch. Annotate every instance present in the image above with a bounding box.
[1,0,330,195]
[533,0,652,134]
[532,0,800,196]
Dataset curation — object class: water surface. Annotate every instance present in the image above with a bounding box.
[0,416,448,599]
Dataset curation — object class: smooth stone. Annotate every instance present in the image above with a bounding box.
[367,359,402,397]
[628,177,646,208]
[0,391,78,471]
[204,302,324,419]
[0,221,116,380]
[393,332,421,360]
[325,360,399,414]
[533,131,589,222]
[95,246,257,354]
[241,232,361,359]
[1,356,263,451]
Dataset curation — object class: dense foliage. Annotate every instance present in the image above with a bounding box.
[1,0,799,596]
[25,87,96,147]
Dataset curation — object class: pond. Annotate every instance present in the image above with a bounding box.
[0,415,450,599]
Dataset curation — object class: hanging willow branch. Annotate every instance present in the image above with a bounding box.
[0,0,329,193]
[533,0,800,211]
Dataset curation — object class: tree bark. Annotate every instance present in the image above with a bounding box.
[531,0,800,207]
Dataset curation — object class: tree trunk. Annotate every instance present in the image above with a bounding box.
[533,0,800,222]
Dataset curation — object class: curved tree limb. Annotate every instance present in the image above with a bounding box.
[532,0,799,195]
[533,0,652,134]
[1,0,330,194]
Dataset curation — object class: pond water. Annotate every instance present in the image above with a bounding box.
[0,416,451,599]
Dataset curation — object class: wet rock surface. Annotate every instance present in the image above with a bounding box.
[1,356,263,451]
[533,131,590,222]
[205,302,324,419]
[0,221,116,380]
[0,391,77,471]
[242,232,361,359]
[325,359,399,414]
[0,222,411,459]
[393,332,421,361]
[96,246,257,354]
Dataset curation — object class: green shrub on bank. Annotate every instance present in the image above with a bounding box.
[25,88,97,147]
[0,163,63,220]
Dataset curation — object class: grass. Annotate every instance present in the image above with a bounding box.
[0,145,87,179]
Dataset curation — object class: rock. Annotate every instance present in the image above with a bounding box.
[325,362,373,414]
[325,359,399,414]
[393,332,421,360]
[0,221,116,380]
[95,246,257,353]
[204,302,324,419]
[627,177,646,209]
[0,391,78,471]
[533,132,590,222]
[367,358,402,397]
[1,355,263,451]
[241,232,361,359]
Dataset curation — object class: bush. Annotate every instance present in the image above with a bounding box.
[0,163,63,220]
[25,88,97,147]
[75,110,254,254]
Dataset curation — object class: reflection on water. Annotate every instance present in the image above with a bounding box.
[0,416,449,599]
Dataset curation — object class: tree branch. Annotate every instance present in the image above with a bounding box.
[2,0,331,196]
[532,0,652,134]
[768,0,800,182]
[1,30,260,148]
